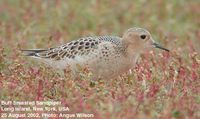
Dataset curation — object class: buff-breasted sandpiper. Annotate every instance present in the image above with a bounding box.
[22,27,169,79]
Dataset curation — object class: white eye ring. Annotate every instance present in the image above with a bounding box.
[140,35,146,39]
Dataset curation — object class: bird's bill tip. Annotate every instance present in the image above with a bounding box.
[153,42,169,52]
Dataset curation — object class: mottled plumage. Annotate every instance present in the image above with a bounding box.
[22,27,169,79]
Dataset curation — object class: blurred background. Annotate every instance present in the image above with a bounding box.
[0,0,199,52]
[0,0,200,118]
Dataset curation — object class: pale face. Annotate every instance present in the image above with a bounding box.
[122,27,169,53]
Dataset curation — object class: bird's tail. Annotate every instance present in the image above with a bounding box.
[21,49,47,57]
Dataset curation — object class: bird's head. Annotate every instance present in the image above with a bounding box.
[122,27,169,54]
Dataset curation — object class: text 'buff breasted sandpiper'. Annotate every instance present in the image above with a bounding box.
[22,27,169,79]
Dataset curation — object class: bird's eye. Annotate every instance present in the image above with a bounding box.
[140,35,146,39]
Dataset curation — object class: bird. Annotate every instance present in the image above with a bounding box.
[22,27,169,80]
